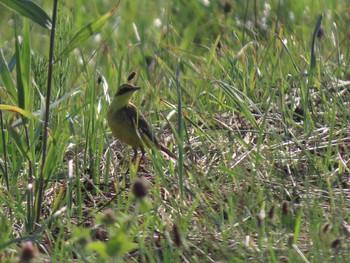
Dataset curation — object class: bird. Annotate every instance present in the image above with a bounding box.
[107,83,177,162]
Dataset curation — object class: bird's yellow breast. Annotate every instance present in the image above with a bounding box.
[107,106,144,149]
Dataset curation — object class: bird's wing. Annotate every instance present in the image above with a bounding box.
[126,104,159,145]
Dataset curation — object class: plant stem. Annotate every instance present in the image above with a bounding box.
[35,0,58,227]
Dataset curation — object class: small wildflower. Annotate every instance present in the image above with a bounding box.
[153,18,162,28]
[202,0,210,7]
[68,159,74,179]
[257,209,265,228]
[93,33,102,43]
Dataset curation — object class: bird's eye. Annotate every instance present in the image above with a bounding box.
[116,86,130,96]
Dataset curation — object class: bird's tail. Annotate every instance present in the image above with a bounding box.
[159,144,178,160]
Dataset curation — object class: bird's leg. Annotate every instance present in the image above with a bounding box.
[131,147,142,173]
[125,148,138,176]
[132,148,138,163]
[140,148,146,161]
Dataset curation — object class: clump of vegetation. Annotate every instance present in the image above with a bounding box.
[0,0,349,262]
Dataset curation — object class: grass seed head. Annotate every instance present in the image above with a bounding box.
[282,201,289,216]
[101,209,118,226]
[322,223,331,234]
[127,71,137,82]
[133,177,149,199]
[172,223,183,248]
[268,205,275,219]
[19,241,38,263]
[317,26,327,40]
[331,238,342,249]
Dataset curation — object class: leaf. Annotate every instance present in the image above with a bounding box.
[293,208,303,244]
[276,35,300,73]
[14,20,32,125]
[88,241,108,259]
[43,125,69,180]
[11,83,84,127]
[7,125,31,161]
[0,104,36,119]
[206,34,221,68]
[0,49,16,102]
[180,18,198,50]
[0,0,52,29]
[21,18,31,108]
[106,233,137,257]
[59,0,121,58]
[232,41,255,65]
[15,28,25,111]
[217,81,261,130]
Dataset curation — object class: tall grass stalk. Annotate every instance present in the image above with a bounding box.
[35,0,58,226]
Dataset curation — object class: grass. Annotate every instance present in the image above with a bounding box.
[1,0,350,262]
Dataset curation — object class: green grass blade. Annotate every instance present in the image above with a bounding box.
[0,49,16,102]
[0,104,36,119]
[217,81,260,130]
[7,126,31,161]
[10,84,84,127]
[293,208,303,244]
[42,125,69,178]
[0,0,52,29]
[176,60,184,200]
[59,0,121,58]
[15,28,25,112]
[275,35,300,73]
[21,19,32,111]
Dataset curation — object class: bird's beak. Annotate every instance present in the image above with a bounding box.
[131,86,141,92]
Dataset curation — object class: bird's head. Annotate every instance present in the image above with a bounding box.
[111,83,141,108]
